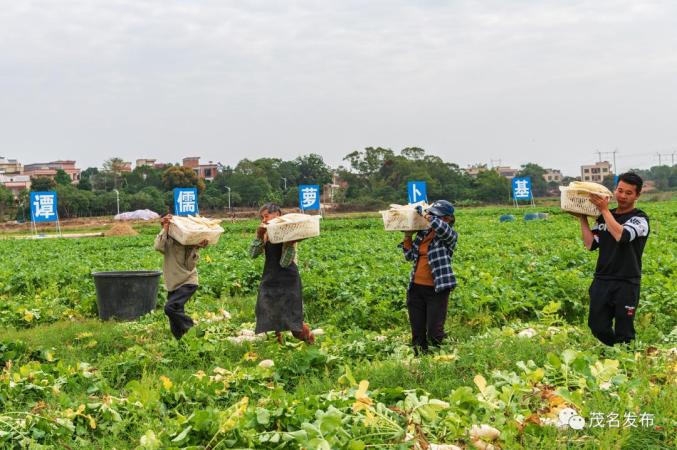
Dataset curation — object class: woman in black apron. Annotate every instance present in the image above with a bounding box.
[249,203,314,344]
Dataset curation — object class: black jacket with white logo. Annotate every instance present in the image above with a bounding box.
[591,208,650,284]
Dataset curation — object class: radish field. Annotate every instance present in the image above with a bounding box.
[0,204,675,449]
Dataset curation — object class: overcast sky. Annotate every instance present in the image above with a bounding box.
[1,0,676,176]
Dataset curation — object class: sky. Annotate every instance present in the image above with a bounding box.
[1,0,676,177]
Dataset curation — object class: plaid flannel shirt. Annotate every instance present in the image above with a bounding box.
[400,216,458,292]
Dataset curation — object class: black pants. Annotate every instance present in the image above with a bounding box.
[165,284,198,339]
[406,283,451,353]
[588,279,639,346]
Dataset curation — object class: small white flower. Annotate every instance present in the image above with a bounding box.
[221,310,232,320]
[258,359,274,368]
[374,335,387,342]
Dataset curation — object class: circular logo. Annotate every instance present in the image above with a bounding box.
[568,415,586,430]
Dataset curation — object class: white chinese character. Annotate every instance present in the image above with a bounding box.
[33,195,55,218]
[589,412,606,428]
[623,412,638,428]
[301,187,317,209]
[639,413,654,428]
[178,191,196,213]
[514,179,530,197]
[607,412,620,428]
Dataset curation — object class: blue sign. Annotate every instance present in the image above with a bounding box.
[613,175,619,186]
[30,191,58,222]
[512,177,532,200]
[407,181,427,204]
[173,188,199,216]
[299,185,320,210]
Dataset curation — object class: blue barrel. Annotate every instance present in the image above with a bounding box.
[92,271,161,320]
[524,213,539,221]
[499,214,515,222]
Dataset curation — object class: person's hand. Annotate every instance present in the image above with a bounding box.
[424,213,433,222]
[589,194,610,212]
[161,214,172,230]
[197,239,209,248]
[256,224,266,240]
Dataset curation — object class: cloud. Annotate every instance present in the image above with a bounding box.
[1,0,676,174]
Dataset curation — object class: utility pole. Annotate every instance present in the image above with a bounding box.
[281,177,287,190]
[224,186,231,214]
[657,152,662,166]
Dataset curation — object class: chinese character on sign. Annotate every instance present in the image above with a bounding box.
[512,177,532,200]
[173,188,198,216]
[298,185,320,210]
[30,192,58,223]
[607,412,620,428]
[407,181,427,204]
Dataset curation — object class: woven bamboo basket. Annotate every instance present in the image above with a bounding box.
[380,208,429,231]
[265,214,321,244]
[169,216,224,246]
[559,185,611,216]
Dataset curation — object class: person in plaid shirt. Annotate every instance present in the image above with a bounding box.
[400,200,458,354]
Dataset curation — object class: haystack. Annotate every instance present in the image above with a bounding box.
[104,222,139,237]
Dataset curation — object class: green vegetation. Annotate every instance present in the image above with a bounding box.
[0,204,675,448]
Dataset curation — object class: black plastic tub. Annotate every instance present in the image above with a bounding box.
[92,271,162,321]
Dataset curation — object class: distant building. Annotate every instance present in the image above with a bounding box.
[494,166,519,180]
[0,156,22,174]
[464,164,488,177]
[322,172,348,204]
[23,160,81,183]
[543,168,563,183]
[137,158,170,170]
[136,158,157,168]
[0,174,31,197]
[120,161,133,173]
[182,157,218,181]
[580,161,612,183]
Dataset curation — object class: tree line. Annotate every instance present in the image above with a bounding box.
[2,148,676,221]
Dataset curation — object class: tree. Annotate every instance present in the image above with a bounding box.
[0,186,14,221]
[77,177,93,191]
[516,163,548,197]
[101,157,127,189]
[473,170,511,203]
[54,169,72,185]
[30,176,56,192]
[295,154,332,185]
[162,166,205,192]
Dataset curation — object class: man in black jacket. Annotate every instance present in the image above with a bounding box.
[575,172,650,346]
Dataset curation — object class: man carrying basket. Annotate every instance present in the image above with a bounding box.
[249,203,315,344]
[573,172,650,346]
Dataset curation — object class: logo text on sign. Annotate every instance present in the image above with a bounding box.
[30,192,58,222]
[299,185,320,210]
[174,188,199,216]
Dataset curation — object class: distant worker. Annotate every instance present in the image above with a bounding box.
[250,203,314,344]
[574,172,650,346]
[154,214,208,339]
[401,200,459,354]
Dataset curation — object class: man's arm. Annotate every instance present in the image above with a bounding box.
[589,194,623,242]
[577,215,596,250]
[153,230,167,253]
